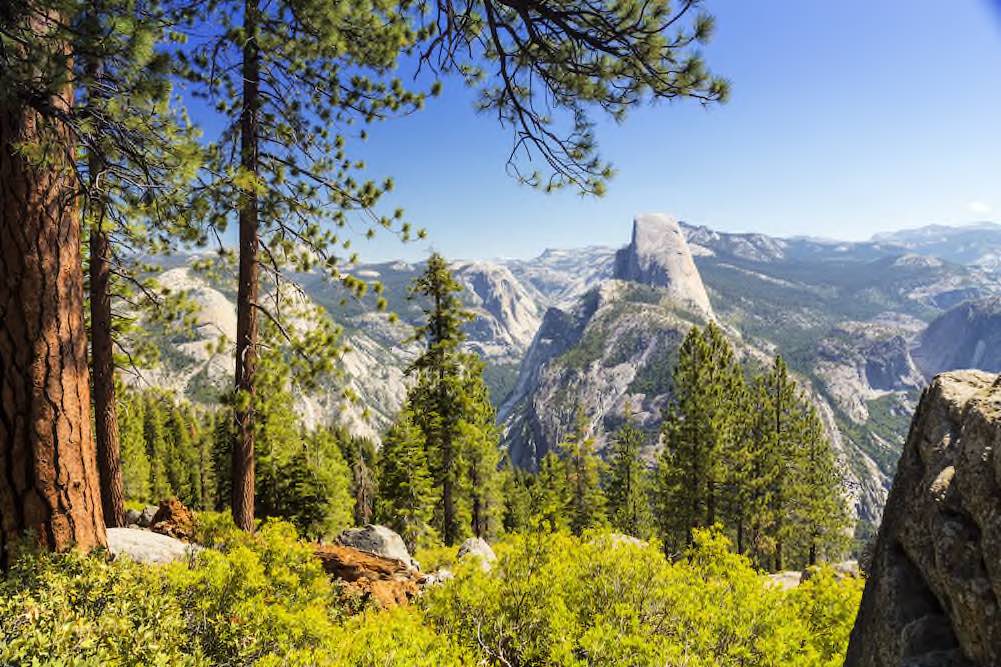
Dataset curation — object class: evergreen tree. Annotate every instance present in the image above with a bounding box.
[175,0,429,532]
[606,408,654,539]
[406,253,502,545]
[143,394,171,501]
[790,402,850,567]
[117,390,151,503]
[560,409,607,536]
[500,463,533,534]
[377,412,438,551]
[656,323,745,550]
[533,451,569,533]
[341,436,379,527]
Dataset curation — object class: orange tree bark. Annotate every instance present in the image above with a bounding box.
[231,0,260,532]
[0,19,106,564]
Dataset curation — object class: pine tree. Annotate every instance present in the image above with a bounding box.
[377,412,438,551]
[117,390,151,503]
[174,0,429,532]
[560,409,607,536]
[143,394,172,502]
[656,323,745,549]
[754,355,801,571]
[342,436,379,527]
[533,451,570,533]
[406,253,478,545]
[500,462,533,534]
[606,408,654,539]
[790,402,850,567]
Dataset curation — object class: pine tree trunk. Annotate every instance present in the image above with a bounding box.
[232,0,261,532]
[89,218,126,527]
[0,15,106,563]
[736,517,744,554]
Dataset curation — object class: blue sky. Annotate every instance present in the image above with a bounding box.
[187,0,1001,261]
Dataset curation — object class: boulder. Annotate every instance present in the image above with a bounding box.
[457,537,496,570]
[107,527,199,565]
[335,525,413,569]
[766,571,802,590]
[313,544,421,608]
[800,559,860,584]
[845,371,1001,667]
[138,505,157,528]
[150,498,195,541]
[125,508,142,526]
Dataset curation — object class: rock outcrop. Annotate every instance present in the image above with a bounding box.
[313,543,422,607]
[845,371,1001,667]
[456,537,496,571]
[150,498,196,541]
[107,527,199,565]
[336,524,415,570]
[614,213,713,316]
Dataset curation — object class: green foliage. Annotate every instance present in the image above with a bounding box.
[393,253,503,545]
[422,529,863,667]
[559,408,608,535]
[0,517,860,667]
[606,407,654,539]
[377,411,438,551]
[655,328,852,570]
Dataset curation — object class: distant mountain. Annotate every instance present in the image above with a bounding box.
[870,222,1001,271]
[135,219,1001,527]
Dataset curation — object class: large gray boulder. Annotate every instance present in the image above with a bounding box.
[335,525,414,569]
[106,528,199,565]
[457,537,496,571]
[613,213,713,317]
[845,371,1001,667]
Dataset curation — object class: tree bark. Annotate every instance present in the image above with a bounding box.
[89,216,126,527]
[0,11,106,564]
[232,0,260,532]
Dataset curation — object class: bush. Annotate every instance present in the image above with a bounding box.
[0,523,861,666]
[422,529,864,667]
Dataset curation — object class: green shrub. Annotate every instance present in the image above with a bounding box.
[0,523,861,666]
[422,529,864,667]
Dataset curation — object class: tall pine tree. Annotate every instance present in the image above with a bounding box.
[606,406,653,539]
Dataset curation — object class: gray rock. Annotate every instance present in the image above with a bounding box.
[800,559,860,583]
[106,527,199,565]
[125,508,141,526]
[613,213,713,317]
[766,571,803,590]
[457,537,496,571]
[137,506,157,528]
[845,371,1001,667]
[336,525,413,569]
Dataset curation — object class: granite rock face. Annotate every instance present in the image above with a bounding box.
[845,371,1001,667]
[335,524,414,569]
[614,213,713,317]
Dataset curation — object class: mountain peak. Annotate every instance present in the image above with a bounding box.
[613,213,713,316]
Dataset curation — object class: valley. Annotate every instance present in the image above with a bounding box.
[142,217,1001,530]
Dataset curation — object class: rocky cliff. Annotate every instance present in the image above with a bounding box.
[913,297,1001,379]
[845,371,1001,667]
[614,214,713,316]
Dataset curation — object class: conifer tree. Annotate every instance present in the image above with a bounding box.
[606,407,654,539]
[175,0,431,532]
[342,436,379,526]
[117,389,151,503]
[790,402,850,566]
[560,409,607,536]
[377,412,438,551]
[500,462,533,534]
[143,394,172,501]
[656,323,745,549]
[753,355,800,571]
[533,451,570,533]
[406,252,503,545]
[414,0,728,194]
